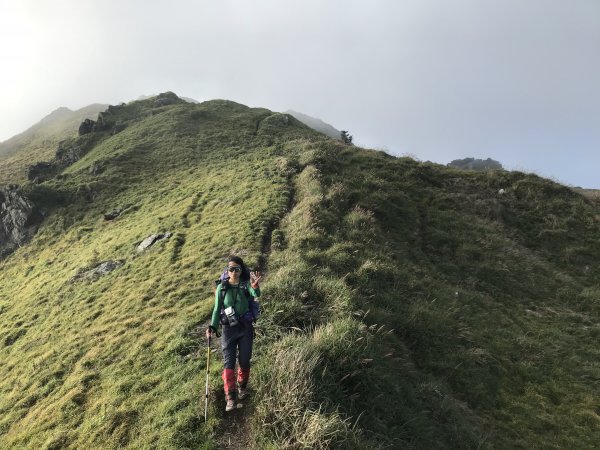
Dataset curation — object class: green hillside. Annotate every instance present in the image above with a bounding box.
[0,93,598,449]
[0,104,107,184]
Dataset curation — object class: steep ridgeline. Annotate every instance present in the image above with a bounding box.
[0,93,598,449]
[0,104,108,184]
[285,110,342,140]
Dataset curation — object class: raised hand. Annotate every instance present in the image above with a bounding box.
[250,271,262,287]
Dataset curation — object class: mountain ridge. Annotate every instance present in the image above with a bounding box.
[285,109,341,140]
[0,92,598,449]
[0,103,109,184]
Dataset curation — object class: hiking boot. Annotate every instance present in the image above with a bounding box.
[225,398,236,412]
[238,386,249,400]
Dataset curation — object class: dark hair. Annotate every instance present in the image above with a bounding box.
[228,255,250,282]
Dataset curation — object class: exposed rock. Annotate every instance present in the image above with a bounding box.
[79,109,126,137]
[498,189,506,195]
[94,112,112,132]
[104,209,123,221]
[79,118,95,135]
[56,140,83,165]
[0,186,43,258]
[58,137,101,173]
[27,138,96,183]
[71,260,124,282]
[27,162,55,182]
[137,232,173,252]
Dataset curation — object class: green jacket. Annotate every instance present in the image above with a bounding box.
[210,282,261,331]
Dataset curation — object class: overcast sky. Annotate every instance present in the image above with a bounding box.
[1,0,598,188]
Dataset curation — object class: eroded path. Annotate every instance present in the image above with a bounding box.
[210,179,296,449]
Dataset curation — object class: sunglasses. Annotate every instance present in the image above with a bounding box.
[227,266,242,273]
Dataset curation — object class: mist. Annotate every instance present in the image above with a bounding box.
[1,0,598,187]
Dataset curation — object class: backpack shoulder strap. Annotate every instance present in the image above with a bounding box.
[219,279,229,310]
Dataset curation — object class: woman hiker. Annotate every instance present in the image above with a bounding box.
[206,256,262,412]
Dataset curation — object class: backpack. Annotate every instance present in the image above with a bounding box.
[214,269,261,323]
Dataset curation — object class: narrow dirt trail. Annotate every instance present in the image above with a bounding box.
[214,394,255,449]
[212,181,297,449]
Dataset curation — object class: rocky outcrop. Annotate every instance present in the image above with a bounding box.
[28,93,185,183]
[0,186,43,258]
[78,118,95,135]
[103,204,135,221]
[103,209,123,221]
[78,111,123,136]
[27,162,56,183]
[27,136,99,182]
[137,232,173,252]
[55,139,89,166]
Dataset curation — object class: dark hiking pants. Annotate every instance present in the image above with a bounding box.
[221,320,254,397]
[221,320,254,370]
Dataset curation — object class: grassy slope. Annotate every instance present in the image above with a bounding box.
[0,104,107,184]
[251,144,599,449]
[0,98,295,449]
[0,95,598,449]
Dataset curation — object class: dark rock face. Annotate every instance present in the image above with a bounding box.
[79,118,95,135]
[0,187,42,258]
[94,112,112,132]
[78,110,120,136]
[56,140,85,166]
[27,162,55,182]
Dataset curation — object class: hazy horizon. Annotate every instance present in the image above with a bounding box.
[1,0,598,188]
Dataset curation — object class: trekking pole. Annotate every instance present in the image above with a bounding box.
[204,332,211,422]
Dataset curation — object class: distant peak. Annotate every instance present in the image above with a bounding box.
[285,110,341,140]
[40,107,73,124]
